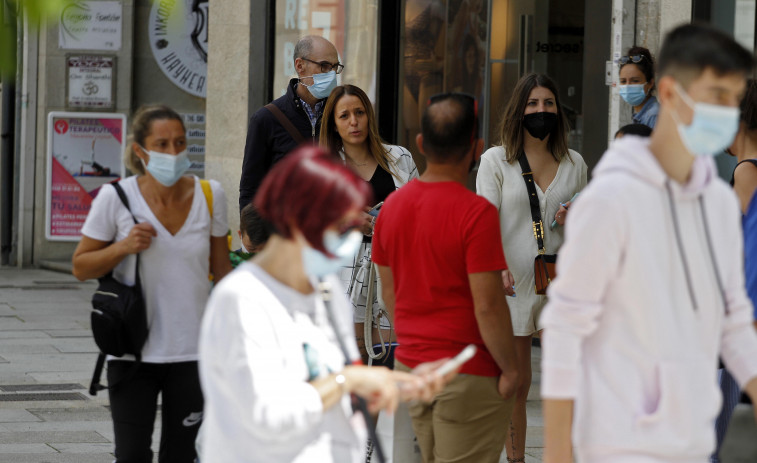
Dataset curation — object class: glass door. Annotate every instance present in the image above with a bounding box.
[486,0,585,152]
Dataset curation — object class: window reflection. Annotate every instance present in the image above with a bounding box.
[401,0,489,175]
[273,0,378,100]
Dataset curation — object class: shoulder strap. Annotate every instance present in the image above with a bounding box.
[112,182,137,225]
[110,182,141,288]
[265,103,305,144]
[88,352,106,396]
[517,154,546,254]
[200,179,213,218]
[731,159,757,186]
[738,159,757,168]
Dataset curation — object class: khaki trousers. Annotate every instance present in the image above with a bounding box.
[396,360,515,463]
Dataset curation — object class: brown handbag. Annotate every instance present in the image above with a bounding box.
[517,153,557,295]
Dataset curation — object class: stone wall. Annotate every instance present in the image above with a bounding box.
[205,0,252,245]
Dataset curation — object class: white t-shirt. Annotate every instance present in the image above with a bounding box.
[199,262,365,462]
[81,175,227,363]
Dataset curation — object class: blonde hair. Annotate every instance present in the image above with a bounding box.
[124,105,185,175]
[319,85,400,181]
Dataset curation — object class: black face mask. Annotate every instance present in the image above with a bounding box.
[523,112,558,140]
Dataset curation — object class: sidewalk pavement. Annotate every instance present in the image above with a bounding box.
[0,266,545,462]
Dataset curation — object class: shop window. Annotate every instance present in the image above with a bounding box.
[401,0,489,174]
[273,0,379,101]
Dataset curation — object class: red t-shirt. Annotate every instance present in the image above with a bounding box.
[372,179,507,376]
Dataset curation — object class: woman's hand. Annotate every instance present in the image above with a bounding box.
[501,269,515,296]
[401,358,457,402]
[341,360,459,413]
[554,201,572,227]
[342,365,402,414]
[359,208,375,236]
[72,223,155,281]
[120,222,157,254]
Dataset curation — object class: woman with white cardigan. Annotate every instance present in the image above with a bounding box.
[476,73,587,463]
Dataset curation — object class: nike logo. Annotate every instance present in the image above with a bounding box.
[182,411,203,427]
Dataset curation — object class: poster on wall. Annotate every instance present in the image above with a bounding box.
[182,113,206,176]
[59,1,123,51]
[67,55,115,109]
[46,112,126,241]
[148,0,209,98]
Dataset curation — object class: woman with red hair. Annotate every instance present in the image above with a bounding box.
[198,146,450,462]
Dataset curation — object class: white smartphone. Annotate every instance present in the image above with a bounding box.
[435,344,477,376]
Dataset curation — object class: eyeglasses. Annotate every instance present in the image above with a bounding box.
[427,92,479,141]
[619,55,646,65]
[302,57,345,75]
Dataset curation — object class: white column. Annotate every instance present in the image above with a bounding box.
[205,0,252,246]
[608,0,625,142]
[660,0,693,40]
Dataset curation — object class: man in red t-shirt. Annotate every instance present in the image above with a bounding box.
[372,93,518,462]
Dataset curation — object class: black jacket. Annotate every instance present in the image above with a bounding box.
[238,78,324,210]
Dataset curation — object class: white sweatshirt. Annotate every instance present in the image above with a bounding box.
[540,136,757,462]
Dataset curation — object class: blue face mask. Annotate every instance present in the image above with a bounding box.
[673,84,740,157]
[619,84,647,106]
[302,229,362,277]
[301,70,337,99]
[140,147,191,187]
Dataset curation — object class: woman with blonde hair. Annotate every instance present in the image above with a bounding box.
[476,73,587,463]
[320,84,417,365]
[72,104,231,461]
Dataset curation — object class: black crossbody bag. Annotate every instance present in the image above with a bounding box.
[517,153,557,295]
[89,182,148,395]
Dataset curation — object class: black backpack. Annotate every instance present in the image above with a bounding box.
[89,182,148,395]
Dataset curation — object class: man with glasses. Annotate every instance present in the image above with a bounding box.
[372,93,519,462]
[239,35,343,210]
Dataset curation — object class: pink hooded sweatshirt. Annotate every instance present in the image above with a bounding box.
[540,136,757,463]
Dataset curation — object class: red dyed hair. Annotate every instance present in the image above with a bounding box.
[254,146,371,253]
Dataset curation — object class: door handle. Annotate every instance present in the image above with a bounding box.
[519,14,534,76]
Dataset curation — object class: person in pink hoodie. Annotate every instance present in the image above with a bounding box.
[541,23,757,463]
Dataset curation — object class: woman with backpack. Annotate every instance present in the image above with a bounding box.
[72,105,231,462]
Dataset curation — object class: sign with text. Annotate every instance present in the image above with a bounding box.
[46,112,126,241]
[149,0,209,98]
[67,55,115,109]
[59,1,123,51]
[180,113,206,175]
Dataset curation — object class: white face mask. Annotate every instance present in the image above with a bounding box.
[139,146,191,186]
[300,70,338,99]
[671,83,740,157]
[301,229,362,278]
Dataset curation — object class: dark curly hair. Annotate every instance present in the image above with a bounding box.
[620,46,656,94]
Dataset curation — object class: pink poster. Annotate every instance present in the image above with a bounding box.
[47,112,126,241]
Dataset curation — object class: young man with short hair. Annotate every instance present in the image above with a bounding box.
[372,94,519,462]
[541,23,757,463]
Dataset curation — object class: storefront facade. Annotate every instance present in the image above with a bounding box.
[3,0,757,265]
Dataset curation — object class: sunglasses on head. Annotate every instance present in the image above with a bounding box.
[619,55,646,65]
[426,92,479,141]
